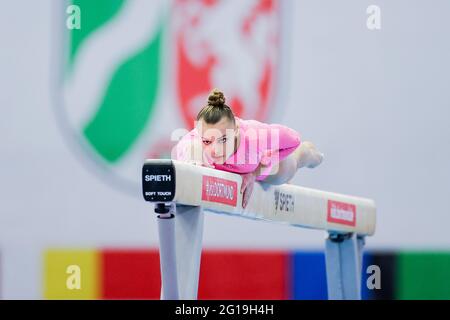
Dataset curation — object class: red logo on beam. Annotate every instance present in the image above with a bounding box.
[327,200,356,227]
[202,176,238,207]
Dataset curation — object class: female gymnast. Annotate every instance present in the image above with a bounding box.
[175,88,324,208]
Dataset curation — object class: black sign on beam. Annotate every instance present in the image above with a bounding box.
[142,160,176,202]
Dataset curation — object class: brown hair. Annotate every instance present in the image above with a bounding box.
[196,88,235,124]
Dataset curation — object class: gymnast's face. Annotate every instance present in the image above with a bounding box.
[197,117,238,165]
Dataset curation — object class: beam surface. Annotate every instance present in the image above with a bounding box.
[143,159,376,236]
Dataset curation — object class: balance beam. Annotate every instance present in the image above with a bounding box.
[142,159,377,300]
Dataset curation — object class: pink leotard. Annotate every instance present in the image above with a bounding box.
[174,116,301,181]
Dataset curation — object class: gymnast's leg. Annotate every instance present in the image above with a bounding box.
[261,141,324,185]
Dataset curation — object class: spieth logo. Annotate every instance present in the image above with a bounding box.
[327,200,356,227]
[144,174,172,182]
[202,176,237,207]
[274,190,294,213]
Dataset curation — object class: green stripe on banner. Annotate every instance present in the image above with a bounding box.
[397,251,450,300]
[69,0,125,68]
[83,27,163,163]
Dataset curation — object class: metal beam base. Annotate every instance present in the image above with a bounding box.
[156,203,204,300]
[325,232,365,300]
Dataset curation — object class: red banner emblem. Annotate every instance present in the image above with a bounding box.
[327,200,356,227]
[202,175,238,206]
[173,0,282,127]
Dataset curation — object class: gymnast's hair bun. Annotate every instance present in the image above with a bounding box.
[207,88,226,107]
[197,88,235,123]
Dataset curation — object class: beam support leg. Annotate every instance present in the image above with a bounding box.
[156,203,204,300]
[325,232,365,300]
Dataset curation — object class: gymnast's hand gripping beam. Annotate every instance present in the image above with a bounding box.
[142,159,377,300]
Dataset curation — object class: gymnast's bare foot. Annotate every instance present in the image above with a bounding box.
[298,141,324,169]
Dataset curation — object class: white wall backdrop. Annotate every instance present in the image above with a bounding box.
[0,0,449,298]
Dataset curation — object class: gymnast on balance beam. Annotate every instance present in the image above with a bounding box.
[174,88,324,208]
